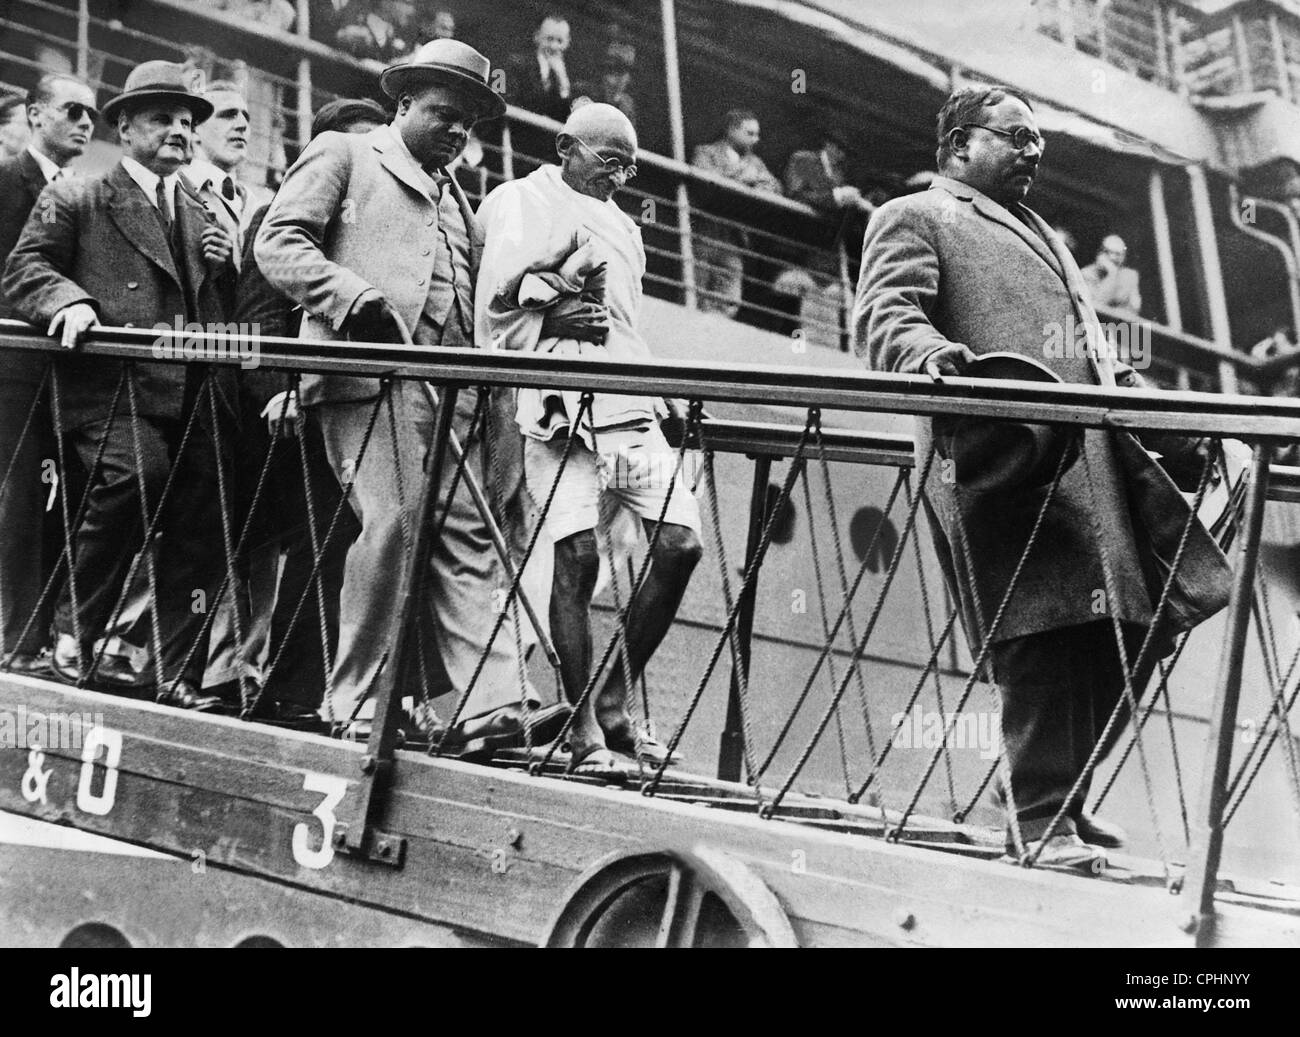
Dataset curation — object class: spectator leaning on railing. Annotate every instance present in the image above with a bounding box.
[1081,233,1142,316]
[0,72,97,677]
[333,0,415,64]
[3,61,240,713]
[691,109,783,318]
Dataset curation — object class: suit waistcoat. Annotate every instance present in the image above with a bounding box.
[419,177,474,342]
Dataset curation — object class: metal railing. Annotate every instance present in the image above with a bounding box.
[1,322,1298,939]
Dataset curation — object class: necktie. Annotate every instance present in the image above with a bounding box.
[221,176,235,201]
[155,178,171,231]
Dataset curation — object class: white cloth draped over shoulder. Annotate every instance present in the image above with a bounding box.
[474,164,665,451]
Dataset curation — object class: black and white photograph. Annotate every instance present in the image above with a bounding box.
[0,0,1296,979]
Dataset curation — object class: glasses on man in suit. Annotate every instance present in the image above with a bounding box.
[962,123,1045,154]
[53,101,98,124]
[571,135,637,181]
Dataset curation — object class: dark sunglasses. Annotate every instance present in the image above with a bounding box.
[962,123,1044,153]
[54,101,98,124]
[571,135,637,180]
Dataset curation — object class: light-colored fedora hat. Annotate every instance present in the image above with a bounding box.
[102,61,214,124]
[380,39,506,119]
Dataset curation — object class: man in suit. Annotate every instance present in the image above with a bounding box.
[256,40,570,749]
[0,73,96,675]
[183,80,253,257]
[500,15,578,179]
[1082,233,1142,316]
[854,85,1229,868]
[690,110,783,317]
[3,61,239,711]
[505,15,575,125]
[333,0,415,64]
[781,133,873,349]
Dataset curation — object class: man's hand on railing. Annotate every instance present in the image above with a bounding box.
[920,343,977,382]
[48,303,98,351]
[539,298,610,345]
[345,289,404,344]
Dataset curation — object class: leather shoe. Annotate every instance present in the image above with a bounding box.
[4,649,52,675]
[155,679,227,713]
[50,634,139,689]
[1074,812,1127,849]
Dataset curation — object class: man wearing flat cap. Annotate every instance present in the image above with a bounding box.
[853,84,1231,870]
[3,60,239,711]
[256,40,569,749]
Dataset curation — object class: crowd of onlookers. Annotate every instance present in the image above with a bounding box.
[5,2,1293,358]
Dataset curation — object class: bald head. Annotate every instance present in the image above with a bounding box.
[557,102,638,201]
[561,102,636,150]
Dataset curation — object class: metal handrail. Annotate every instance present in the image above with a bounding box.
[2,322,1299,439]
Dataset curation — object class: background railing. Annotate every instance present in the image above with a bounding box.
[6,0,1275,371]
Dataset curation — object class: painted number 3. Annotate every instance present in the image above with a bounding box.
[292,772,347,870]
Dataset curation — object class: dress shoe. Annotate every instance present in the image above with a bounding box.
[155,679,227,713]
[1022,833,1107,872]
[1074,812,1127,849]
[332,718,373,742]
[50,634,139,689]
[4,649,52,675]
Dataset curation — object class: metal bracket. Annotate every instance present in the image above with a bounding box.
[332,823,407,868]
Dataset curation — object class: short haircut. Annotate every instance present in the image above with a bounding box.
[539,13,569,27]
[935,84,1033,166]
[311,97,387,139]
[26,72,89,109]
[723,109,758,133]
[203,79,245,99]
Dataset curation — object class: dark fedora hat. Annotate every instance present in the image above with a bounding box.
[380,39,506,119]
[102,61,214,124]
[934,352,1080,494]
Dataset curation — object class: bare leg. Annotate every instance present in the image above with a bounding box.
[597,521,702,740]
[550,529,604,754]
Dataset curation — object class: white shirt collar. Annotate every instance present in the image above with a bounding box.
[26,144,62,183]
[182,156,242,210]
[120,156,180,217]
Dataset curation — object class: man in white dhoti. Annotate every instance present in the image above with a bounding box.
[476,103,702,777]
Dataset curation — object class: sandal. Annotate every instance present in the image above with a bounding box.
[568,745,630,783]
[604,733,682,766]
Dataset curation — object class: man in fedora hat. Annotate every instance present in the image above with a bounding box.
[853,84,1230,870]
[256,39,570,749]
[3,60,239,712]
